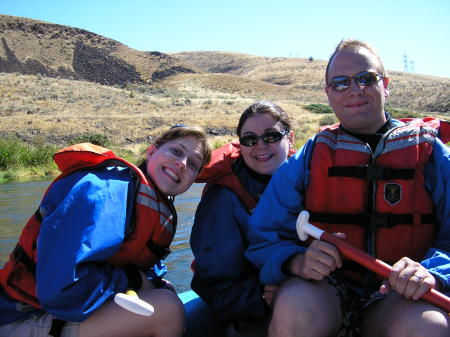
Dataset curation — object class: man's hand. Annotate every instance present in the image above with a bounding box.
[289,236,343,281]
[381,257,437,300]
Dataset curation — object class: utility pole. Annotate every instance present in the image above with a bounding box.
[403,52,409,72]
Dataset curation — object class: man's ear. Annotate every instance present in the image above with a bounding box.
[383,77,390,98]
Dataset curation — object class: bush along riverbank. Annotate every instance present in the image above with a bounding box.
[0,138,58,183]
[0,136,145,184]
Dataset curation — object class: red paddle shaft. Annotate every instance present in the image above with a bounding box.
[296,211,450,313]
[322,232,450,313]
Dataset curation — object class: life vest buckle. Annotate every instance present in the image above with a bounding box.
[366,166,385,180]
[369,214,390,227]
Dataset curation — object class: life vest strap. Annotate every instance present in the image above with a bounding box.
[309,212,435,228]
[48,318,66,337]
[147,239,171,260]
[328,166,415,180]
[12,245,36,274]
[34,208,43,222]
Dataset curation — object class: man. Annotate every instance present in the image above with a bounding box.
[246,39,450,337]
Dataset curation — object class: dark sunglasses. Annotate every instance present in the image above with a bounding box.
[239,130,289,147]
[328,71,384,92]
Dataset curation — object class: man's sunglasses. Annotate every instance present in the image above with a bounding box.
[328,71,384,92]
[239,130,289,147]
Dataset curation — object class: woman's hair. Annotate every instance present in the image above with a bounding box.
[236,101,292,137]
[153,125,212,167]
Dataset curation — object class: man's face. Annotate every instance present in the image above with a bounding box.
[325,47,389,134]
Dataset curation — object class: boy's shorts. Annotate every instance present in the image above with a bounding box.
[326,275,387,337]
[0,313,79,337]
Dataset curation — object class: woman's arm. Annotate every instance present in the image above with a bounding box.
[190,185,266,322]
[36,167,135,321]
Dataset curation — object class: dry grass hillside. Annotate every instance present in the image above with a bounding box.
[0,15,449,153]
[172,51,450,113]
[0,71,328,149]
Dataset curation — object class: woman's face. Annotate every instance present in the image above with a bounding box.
[146,136,204,196]
[239,114,291,175]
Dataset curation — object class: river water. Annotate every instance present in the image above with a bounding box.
[0,180,204,293]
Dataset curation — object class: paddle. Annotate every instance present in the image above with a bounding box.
[296,210,450,313]
[114,289,154,316]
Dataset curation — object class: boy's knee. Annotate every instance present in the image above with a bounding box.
[363,296,449,337]
[385,310,449,337]
[270,278,341,337]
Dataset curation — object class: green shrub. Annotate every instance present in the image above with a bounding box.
[0,139,21,170]
[21,146,55,167]
[304,103,333,114]
[386,106,422,119]
[211,138,228,150]
[318,115,338,126]
[0,138,56,170]
[72,133,110,147]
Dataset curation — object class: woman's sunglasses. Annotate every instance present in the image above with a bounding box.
[328,71,384,92]
[239,130,289,147]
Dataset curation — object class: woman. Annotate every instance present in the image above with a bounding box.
[187,102,295,336]
[0,126,211,337]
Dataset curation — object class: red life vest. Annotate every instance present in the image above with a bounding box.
[196,142,257,210]
[0,143,176,308]
[305,118,449,274]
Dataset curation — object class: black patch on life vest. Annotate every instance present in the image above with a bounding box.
[384,183,401,205]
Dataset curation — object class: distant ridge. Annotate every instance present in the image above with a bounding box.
[172,51,450,113]
[0,14,199,85]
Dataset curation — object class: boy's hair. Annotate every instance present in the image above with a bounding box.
[325,39,387,82]
[236,101,292,137]
[154,125,212,167]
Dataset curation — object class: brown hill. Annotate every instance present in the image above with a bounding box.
[172,51,450,113]
[0,15,448,150]
[0,14,199,85]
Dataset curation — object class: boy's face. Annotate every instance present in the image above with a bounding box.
[325,47,389,134]
[146,136,203,196]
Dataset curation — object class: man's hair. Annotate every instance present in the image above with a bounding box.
[325,39,387,83]
[236,101,292,137]
[154,125,212,167]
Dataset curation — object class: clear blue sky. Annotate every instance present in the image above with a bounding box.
[1,0,450,78]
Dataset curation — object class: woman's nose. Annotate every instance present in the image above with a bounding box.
[175,156,187,170]
[254,138,268,148]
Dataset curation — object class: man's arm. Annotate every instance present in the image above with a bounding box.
[421,138,450,293]
[246,139,315,284]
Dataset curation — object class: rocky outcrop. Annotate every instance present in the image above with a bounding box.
[0,15,198,85]
[73,42,141,85]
